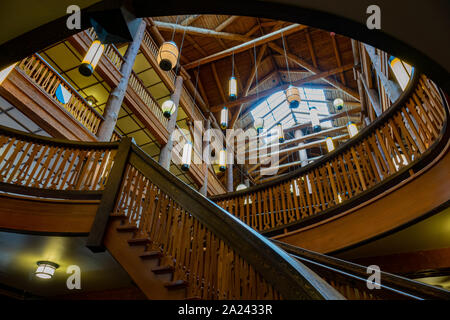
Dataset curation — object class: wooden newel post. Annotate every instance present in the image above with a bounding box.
[87,137,133,252]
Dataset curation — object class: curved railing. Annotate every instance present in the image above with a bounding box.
[0,125,118,199]
[211,73,448,236]
[0,126,342,300]
[17,54,104,135]
[275,241,450,300]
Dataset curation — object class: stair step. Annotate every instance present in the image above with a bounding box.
[139,251,162,259]
[127,238,151,246]
[184,296,202,300]
[165,280,188,290]
[117,224,138,232]
[151,265,174,274]
[110,213,127,219]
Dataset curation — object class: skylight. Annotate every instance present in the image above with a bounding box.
[250,87,332,133]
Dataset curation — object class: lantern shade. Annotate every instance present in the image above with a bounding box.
[162,99,176,118]
[333,98,344,111]
[157,41,179,71]
[309,106,321,132]
[219,149,227,172]
[389,57,413,90]
[277,123,284,143]
[220,107,228,129]
[181,142,193,171]
[254,117,264,134]
[347,121,358,137]
[35,261,59,279]
[79,40,104,76]
[229,76,237,100]
[0,63,17,85]
[326,137,335,152]
[285,85,300,108]
[236,184,247,191]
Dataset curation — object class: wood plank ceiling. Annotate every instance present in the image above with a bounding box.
[151,15,359,127]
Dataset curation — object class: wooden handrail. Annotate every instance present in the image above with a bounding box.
[274,240,450,300]
[211,73,448,236]
[0,124,119,198]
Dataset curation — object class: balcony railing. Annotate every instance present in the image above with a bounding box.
[211,73,447,235]
[17,54,104,135]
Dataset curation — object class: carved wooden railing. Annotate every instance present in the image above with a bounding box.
[0,125,343,299]
[17,54,104,135]
[212,73,448,236]
[275,241,450,300]
[128,71,168,127]
[0,126,118,198]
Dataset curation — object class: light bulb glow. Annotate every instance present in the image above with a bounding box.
[219,149,227,172]
[220,107,228,129]
[326,137,335,152]
[229,76,237,100]
[333,98,344,111]
[181,142,193,171]
[35,261,59,279]
[162,99,176,118]
[347,122,358,137]
[79,40,104,76]
[277,123,284,143]
[309,106,321,132]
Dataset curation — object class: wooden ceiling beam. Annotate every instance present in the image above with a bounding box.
[215,16,239,32]
[153,20,249,42]
[181,15,202,26]
[211,63,227,103]
[268,43,359,100]
[210,63,354,112]
[183,24,307,69]
[305,29,318,68]
[230,44,268,128]
[330,34,347,85]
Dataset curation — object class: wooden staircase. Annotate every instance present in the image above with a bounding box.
[103,215,189,299]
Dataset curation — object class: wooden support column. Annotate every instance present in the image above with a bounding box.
[159,75,184,170]
[97,19,146,142]
[351,39,367,125]
[199,119,211,196]
[295,130,308,167]
[359,72,382,117]
[364,44,402,103]
[226,149,234,192]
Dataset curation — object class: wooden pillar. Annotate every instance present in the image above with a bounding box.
[199,119,211,196]
[97,19,146,142]
[364,44,402,103]
[295,130,308,166]
[351,39,367,125]
[359,72,382,117]
[159,75,184,170]
[226,149,234,192]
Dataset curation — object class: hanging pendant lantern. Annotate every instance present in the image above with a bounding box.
[220,107,228,130]
[277,123,285,143]
[333,98,344,111]
[79,40,105,76]
[347,121,358,137]
[309,106,321,132]
[254,117,264,134]
[0,62,17,85]
[326,137,335,152]
[219,149,227,172]
[389,57,413,90]
[157,41,179,71]
[181,142,193,171]
[285,85,300,108]
[229,76,237,101]
[162,99,176,118]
